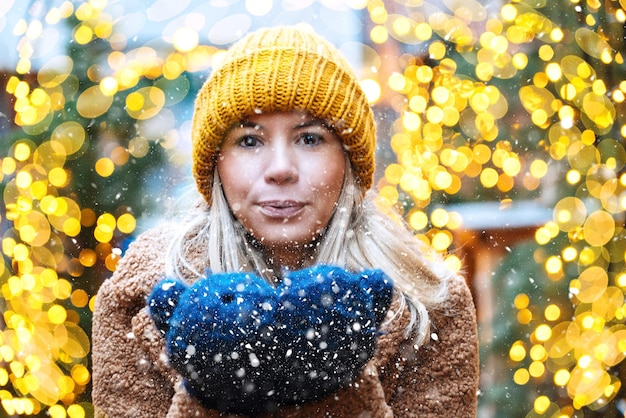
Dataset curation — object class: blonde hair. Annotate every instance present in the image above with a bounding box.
[166,160,452,346]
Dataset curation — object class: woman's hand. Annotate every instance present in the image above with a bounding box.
[147,265,393,416]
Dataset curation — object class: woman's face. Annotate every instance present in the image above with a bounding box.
[217,111,346,255]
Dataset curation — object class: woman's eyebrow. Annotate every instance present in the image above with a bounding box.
[229,117,333,132]
[235,120,260,129]
[295,119,334,131]
[226,120,262,135]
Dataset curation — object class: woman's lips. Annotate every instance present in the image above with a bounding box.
[258,201,305,218]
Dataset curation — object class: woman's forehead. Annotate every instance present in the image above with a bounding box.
[232,111,333,130]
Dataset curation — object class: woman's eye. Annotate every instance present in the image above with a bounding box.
[299,133,323,146]
[239,135,260,147]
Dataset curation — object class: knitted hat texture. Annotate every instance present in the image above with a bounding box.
[192,26,376,204]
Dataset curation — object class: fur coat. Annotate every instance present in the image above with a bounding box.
[91,225,479,417]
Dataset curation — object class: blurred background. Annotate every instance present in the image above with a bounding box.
[0,0,625,416]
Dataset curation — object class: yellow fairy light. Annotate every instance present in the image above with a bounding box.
[535,227,552,245]
[63,218,81,237]
[368,2,388,24]
[510,341,527,362]
[545,256,562,275]
[48,167,68,187]
[426,106,444,124]
[514,368,530,385]
[379,185,399,207]
[554,369,570,386]
[592,79,607,95]
[617,273,626,288]
[173,27,199,53]
[415,65,433,83]
[538,45,555,62]
[443,255,462,273]
[431,230,452,251]
[562,246,577,262]
[70,289,89,308]
[370,25,388,43]
[535,325,552,343]
[551,28,564,42]
[502,156,521,176]
[479,167,499,188]
[402,111,421,131]
[545,304,561,321]
[519,308,533,324]
[105,251,121,272]
[529,159,548,178]
[1,345,15,362]
[388,72,407,92]
[577,354,592,369]
[558,105,575,125]
[116,213,136,234]
[428,41,446,60]
[501,4,517,21]
[13,143,31,162]
[415,22,432,41]
[52,279,72,300]
[48,305,67,325]
[384,164,403,185]
[94,224,114,243]
[99,76,118,96]
[430,208,449,228]
[392,16,412,36]
[529,361,546,378]
[48,404,66,418]
[73,25,93,45]
[408,95,427,113]
[67,404,86,418]
[566,169,581,184]
[2,157,17,174]
[471,144,490,164]
[70,364,90,386]
[94,158,114,177]
[409,210,428,231]
[534,396,552,414]
[514,293,529,309]
[583,210,615,247]
[360,79,381,104]
[12,244,30,262]
[545,62,562,81]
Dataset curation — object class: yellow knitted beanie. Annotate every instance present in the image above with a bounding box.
[191,26,376,204]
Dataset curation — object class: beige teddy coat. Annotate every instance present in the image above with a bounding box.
[91,225,479,417]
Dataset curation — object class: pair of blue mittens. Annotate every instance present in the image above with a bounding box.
[148,265,393,415]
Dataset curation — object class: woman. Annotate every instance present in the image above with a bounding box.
[92,26,479,417]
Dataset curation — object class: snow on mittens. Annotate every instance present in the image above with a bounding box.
[147,265,393,415]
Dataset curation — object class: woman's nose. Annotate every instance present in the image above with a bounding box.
[264,143,298,184]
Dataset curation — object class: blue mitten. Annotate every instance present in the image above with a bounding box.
[148,278,187,335]
[148,265,393,415]
[271,266,394,403]
[149,271,278,413]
